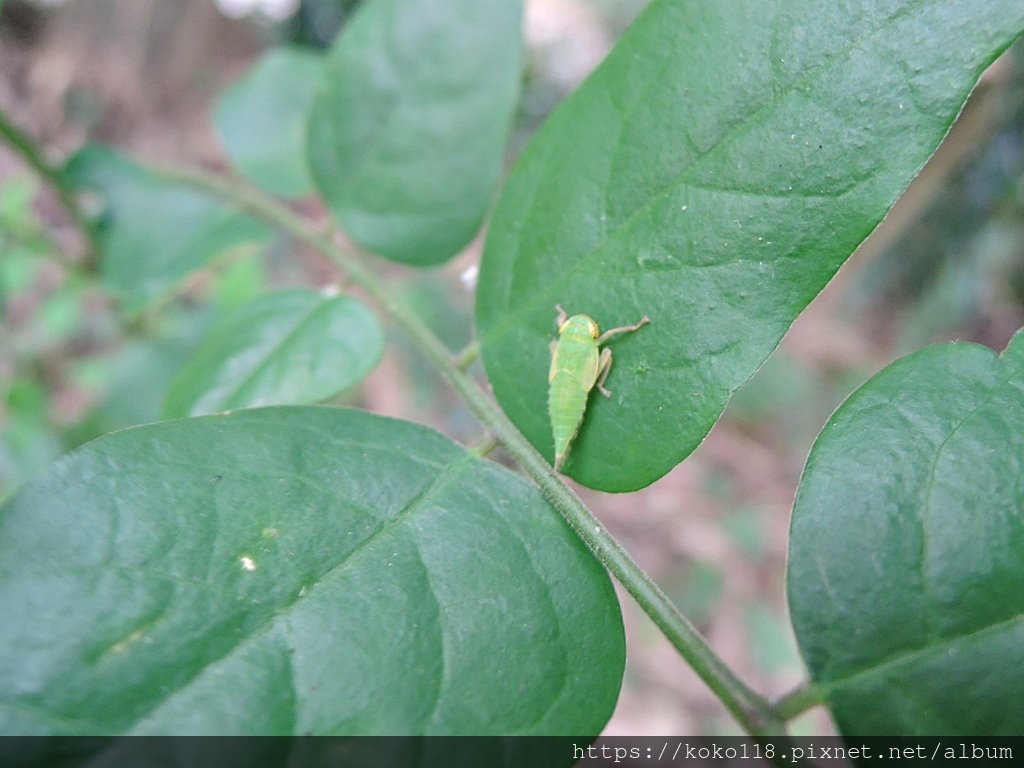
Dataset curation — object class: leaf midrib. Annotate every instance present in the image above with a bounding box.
[210,297,337,412]
[915,366,1010,640]
[482,0,922,343]
[816,610,1024,697]
[124,452,477,734]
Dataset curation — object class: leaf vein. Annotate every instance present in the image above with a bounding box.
[124,453,477,733]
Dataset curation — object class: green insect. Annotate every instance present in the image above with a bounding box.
[548,304,650,470]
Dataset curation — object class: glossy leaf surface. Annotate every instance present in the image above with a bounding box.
[0,408,624,736]
[476,0,1024,491]
[163,290,383,417]
[788,332,1024,735]
[307,0,522,265]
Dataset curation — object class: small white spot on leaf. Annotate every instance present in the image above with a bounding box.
[460,263,479,289]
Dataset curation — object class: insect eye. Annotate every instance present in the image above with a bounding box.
[588,320,600,338]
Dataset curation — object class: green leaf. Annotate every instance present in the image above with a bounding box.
[0,378,62,503]
[163,289,384,418]
[476,1,1024,491]
[788,331,1024,736]
[64,146,270,311]
[67,308,213,445]
[211,252,266,309]
[307,0,523,265]
[214,48,324,198]
[0,407,624,736]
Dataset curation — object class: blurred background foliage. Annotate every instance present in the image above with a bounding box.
[1,0,1022,735]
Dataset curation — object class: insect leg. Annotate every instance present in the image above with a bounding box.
[555,304,569,327]
[596,347,614,397]
[597,315,650,344]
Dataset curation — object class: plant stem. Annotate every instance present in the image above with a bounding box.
[455,341,480,370]
[468,434,500,458]
[773,683,822,721]
[0,108,96,258]
[150,163,788,740]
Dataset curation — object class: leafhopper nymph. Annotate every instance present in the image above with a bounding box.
[548,305,649,470]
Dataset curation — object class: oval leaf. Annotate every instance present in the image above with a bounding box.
[73,308,214,439]
[65,146,270,311]
[163,290,384,418]
[788,331,1024,736]
[307,0,523,265]
[214,48,325,198]
[476,1,1024,491]
[0,407,624,736]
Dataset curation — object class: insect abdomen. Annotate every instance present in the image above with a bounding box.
[549,369,591,469]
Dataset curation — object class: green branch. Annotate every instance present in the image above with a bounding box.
[0,109,96,258]
[151,163,789,741]
[773,683,823,721]
[455,340,480,370]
